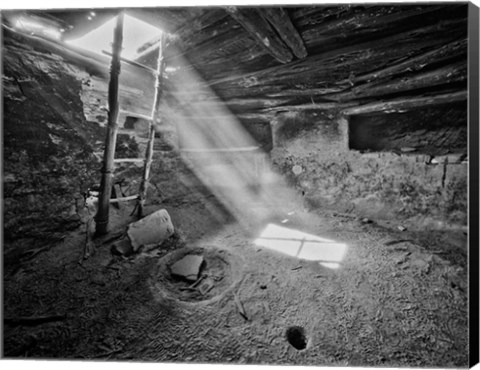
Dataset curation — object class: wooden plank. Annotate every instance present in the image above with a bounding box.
[114,158,145,163]
[225,6,293,64]
[259,7,307,59]
[113,184,124,210]
[110,195,139,203]
[95,13,123,236]
[342,90,467,115]
[119,109,153,121]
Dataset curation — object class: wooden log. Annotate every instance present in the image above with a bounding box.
[263,102,355,113]
[138,33,167,219]
[208,21,465,91]
[112,184,124,210]
[330,61,467,101]
[259,7,307,59]
[225,7,293,64]
[95,13,123,236]
[342,90,467,115]
[355,38,467,83]
[297,5,466,50]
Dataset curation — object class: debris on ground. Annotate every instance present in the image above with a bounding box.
[384,239,414,246]
[127,209,174,252]
[111,238,134,256]
[4,314,67,326]
[233,292,248,321]
[198,278,215,295]
[170,254,204,282]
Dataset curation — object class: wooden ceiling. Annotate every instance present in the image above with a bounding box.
[8,4,469,149]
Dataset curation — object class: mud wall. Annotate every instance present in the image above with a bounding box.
[2,32,106,246]
[270,106,468,229]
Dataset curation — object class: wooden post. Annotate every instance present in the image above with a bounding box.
[138,33,167,218]
[95,13,124,236]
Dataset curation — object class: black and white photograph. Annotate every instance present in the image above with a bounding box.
[1,0,479,367]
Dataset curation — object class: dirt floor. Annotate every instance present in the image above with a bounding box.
[2,177,468,367]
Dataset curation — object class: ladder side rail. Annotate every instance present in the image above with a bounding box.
[138,33,167,218]
[95,12,124,236]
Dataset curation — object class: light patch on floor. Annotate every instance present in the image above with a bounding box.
[254,223,348,269]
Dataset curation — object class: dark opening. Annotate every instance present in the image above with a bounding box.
[286,326,307,350]
[124,116,139,129]
[348,102,467,156]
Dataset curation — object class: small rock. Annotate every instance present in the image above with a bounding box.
[171,254,204,282]
[292,165,303,175]
[361,217,372,224]
[397,225,406,232]
[111,238,133,256]
[400,147,417,153]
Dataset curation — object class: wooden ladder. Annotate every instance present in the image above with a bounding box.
[95,13,166,235]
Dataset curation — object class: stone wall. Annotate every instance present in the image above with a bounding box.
[2,34,105,246]
[270,108,468,229]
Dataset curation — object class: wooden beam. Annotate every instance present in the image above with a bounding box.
[330,61,467,102]
[95,12,124,236]
[355,38,467,83]
[224,7,293,64]
[259,7,307,59]
[342,90,467,116]
[208,21,465,92]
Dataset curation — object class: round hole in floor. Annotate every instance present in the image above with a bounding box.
[286,326,307,350]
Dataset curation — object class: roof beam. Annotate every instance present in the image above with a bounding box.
[225,7,293,64]
[342,90,467,116]
[259,7,307,59]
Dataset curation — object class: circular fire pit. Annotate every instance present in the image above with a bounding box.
[152,246,243,304]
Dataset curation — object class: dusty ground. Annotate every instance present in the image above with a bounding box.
[3,177,468,367]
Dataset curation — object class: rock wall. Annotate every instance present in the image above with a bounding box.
[2,33,105,247]
[271,107,468,229]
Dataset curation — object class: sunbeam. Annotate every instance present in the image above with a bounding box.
[162,51,305,230]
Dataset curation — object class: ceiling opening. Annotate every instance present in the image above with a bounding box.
[65,12,162,60]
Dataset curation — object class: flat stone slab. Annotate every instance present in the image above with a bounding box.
[127,209,174,252]
[171,254,204,282]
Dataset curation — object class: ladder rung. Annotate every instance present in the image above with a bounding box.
[101,49,158,75]
[119,110,153,121]
[114,158,145,163]
[110,195,139,203]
